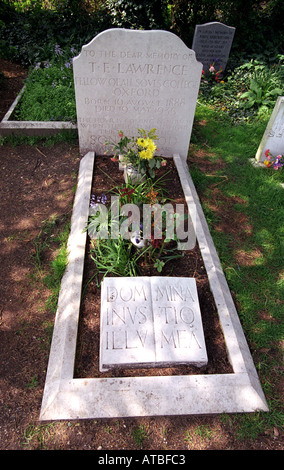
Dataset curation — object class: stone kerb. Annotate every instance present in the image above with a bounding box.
[39,152,269,420]
[73,28,203,160]
[255,96,284,162]
[192,22,235,73]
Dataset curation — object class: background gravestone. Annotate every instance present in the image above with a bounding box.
[255,96,284,162]
[73,28,202,160]
[192,22,235,72]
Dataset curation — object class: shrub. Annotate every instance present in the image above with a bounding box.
[199,57,284,122]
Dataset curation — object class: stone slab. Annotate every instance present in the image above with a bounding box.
[255,96,284,162]
[39,152,268,421]
[73,28,202,159]
[192,22,235,72]
[100,276,208,371]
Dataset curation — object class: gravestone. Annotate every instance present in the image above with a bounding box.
[192,22,235,73]
[100,276,208,371]
[73,28,202,160]
[255,96,284,162]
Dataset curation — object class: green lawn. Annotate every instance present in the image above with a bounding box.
[189,104,284,436]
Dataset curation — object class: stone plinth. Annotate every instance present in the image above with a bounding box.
[100,276,208,371]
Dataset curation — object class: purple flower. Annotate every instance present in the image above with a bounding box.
[90,195,97,207]
[55,44,63,55]
[90,193,107,207]
[101,193,107,204]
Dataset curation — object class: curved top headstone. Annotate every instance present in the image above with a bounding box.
[73,28,202,159]
[192,22,235,72]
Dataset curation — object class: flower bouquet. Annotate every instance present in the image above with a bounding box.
[264,149,284,170]
[105,128,167,181]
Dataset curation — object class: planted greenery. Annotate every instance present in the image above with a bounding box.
[15,44,77,122]
[86,172,184,284]
[199,57,284,122]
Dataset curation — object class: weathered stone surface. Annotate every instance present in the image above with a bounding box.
[192,22,235,72]
[100,276,208,371]
[73,28,202,159]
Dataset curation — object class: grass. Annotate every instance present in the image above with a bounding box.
[190,103,284,437]
[131,425,149,448]
[31,213,70,313]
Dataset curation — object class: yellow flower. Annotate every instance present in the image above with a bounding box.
[137,138,147,148]
[137,136,156,160]
[146,139,156,153]
[139,148,154,160]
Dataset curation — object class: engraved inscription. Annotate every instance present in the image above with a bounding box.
[100,277,208,371]
[73,29,202,158]
[192,22,235,72]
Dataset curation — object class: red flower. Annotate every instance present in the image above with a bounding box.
[120,187,135,202]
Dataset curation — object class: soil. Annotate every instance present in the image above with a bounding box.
[0,58,282,451]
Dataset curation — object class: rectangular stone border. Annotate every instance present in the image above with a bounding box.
[39,151,268,420]
[0,85,77,137]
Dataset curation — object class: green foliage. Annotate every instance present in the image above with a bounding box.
[199,57,284,122]
[169,0,284,56]
[131,425,149,448]
[239,61,283,112]
[105,0,168,30]
[0,0,111,65]
[90,236,147,281]
[31,214,70,313]
[86,174,184,281]
[2,0,283,67]
[16,45,77,121]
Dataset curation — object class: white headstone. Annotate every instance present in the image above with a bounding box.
[255,96,284,162]
[100,276,208,371]
[192,22,235,72]
[73,28,202,160]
